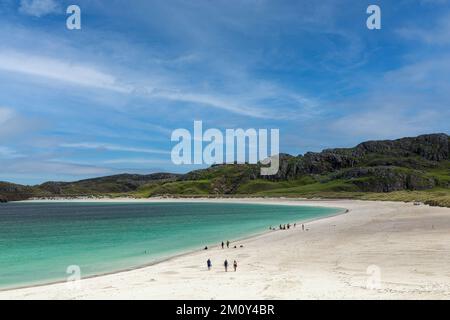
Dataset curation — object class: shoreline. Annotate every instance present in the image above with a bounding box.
[2,198,450,299]
[0,198,346,292]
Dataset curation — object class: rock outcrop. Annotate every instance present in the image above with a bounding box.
[270,133,449,179]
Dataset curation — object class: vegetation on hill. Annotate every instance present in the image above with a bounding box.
[0,173,180,201]
[1,133,449,207]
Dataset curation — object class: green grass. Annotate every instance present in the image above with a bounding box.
[235,176,316,194]
[356,188,450,207]
[26,160,448,207]
[424,162,450,186]
[134,180,212,197]
[237,179,358,195]
[128,176,450,208]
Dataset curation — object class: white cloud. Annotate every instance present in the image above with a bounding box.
[60,142,169,155]
[18,0,61,17]
[150,90,269,118]
[0,107,14,125]
[384,57,450,92]
[103,158,170,165]
[0,50,316,119]
[0,107,42,139]
[0,51,132,93]
[0,159,113,176]
[397,14,450,45]
[0,146,23,159]
[330,108,444,141]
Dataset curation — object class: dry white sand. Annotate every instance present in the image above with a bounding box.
[1,198,450,300]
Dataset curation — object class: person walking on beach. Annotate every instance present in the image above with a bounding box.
[224,259,229,272]
[302,224,305,231]
[207,259,212,271]
[226,240,230,248]
[233,260,237,272]
[221,241,224,249]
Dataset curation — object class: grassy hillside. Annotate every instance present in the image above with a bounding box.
[37,173,181,196]
[132,180,450,207]
[2,133,449,207]
[128,134,450,207]
[0,173,180,201]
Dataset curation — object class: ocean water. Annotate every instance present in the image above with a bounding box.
[0,202,340,289]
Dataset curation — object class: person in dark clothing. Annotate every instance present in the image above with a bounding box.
[221,241,224,249]
[224,259,229,272]
[233,260,237,272]
[226,240,230,248]
[207,259,212,271]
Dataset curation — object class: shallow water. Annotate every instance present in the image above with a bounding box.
[0,201,339,289]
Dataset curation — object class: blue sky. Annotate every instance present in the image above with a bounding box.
[0,0,449,184]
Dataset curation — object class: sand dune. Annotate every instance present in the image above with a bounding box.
[1,198,450,299]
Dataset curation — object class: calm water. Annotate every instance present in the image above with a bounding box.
[0,202,339,289]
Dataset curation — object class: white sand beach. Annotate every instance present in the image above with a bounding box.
[1,198,450,300]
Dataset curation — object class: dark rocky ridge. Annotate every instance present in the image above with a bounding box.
[270,133,449,180]
[184,133,450,194]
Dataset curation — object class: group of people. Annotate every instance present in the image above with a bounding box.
[270,223,305,231]
[205,240,239,272]
[207,258,237,272]
[205,240,243,251]
[221,240,230,249]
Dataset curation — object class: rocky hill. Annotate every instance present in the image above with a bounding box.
[267,133,449,192]
[0,173,180,201]
[1,133,449,203]
[146,133,448,196]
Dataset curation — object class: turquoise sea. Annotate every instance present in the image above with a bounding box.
[0,202,340,289]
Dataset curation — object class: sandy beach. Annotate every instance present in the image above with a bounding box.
[1,198,450,300]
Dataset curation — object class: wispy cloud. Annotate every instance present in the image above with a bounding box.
[0,159,114,176]
[103,158,170,165]
[396,13,450,46]
[0,106,42,139]
[0,146,23,159]
[0,106,14,124]
[330,108,443,140]
[60,142,169,155]
[0,49,316,119]
[0,51,132,93]
[18,0,61,17]
[150,90,274,119]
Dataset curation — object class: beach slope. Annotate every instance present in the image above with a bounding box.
[1,199,450,299]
